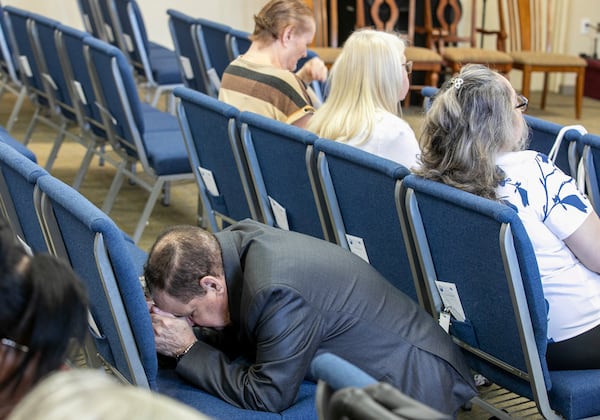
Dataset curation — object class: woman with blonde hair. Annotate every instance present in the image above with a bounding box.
[307,29,420,169]
[418,64,600,370]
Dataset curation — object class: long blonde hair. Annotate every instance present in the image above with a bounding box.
[306,29,407,144]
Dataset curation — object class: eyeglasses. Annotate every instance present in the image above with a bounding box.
[404,61,413,75]
[1,337,29,353]
[515,94,528,112]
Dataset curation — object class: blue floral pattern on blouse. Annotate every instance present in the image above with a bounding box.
[498,153,588,219]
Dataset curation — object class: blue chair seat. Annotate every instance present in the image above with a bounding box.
[143,130,191,175]
[550,369,600,419]
[150,54,183,84]
[140,104,181,131]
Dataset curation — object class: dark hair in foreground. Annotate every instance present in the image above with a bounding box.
[144,225,223,303]
[0,222,88,414]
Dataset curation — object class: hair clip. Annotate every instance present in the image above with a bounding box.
[449,77,464,90]
[1,337,29,353]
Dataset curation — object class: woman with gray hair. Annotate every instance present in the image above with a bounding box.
[417,64,600,370]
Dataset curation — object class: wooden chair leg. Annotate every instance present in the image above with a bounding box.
[575,68,585,119]
[541,72,549,110]
[521,69,532,105]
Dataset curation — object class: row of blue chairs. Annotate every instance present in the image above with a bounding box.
[173,87,600,419]
[0,4,194,243]
[1,129,440,419]
[76,0,183,107]
[0,133,318,419]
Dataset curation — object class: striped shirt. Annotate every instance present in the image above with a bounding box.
[219,57,317,125]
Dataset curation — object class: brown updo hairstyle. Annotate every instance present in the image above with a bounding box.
[251,0,314,43]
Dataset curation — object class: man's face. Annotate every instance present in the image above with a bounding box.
[152,277,230,329]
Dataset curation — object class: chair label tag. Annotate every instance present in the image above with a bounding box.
[345,234,369,263]
[179,56,194,80]
[439,310,451,333]
[73,80,87,105]
[123,34,134,52]
[268,196,289,230]
[104,23,114,42]
[435,281,466,322]
[19,55,32,78]
[199,166,219,196]
[82,13,93,33]
[42,73,57,90]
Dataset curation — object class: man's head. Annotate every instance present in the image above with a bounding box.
[144,226,229,328]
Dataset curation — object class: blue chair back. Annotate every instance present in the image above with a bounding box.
[34,174,155,388]
[0,141,48,252]
[167,9,212,94]
[196,17,232,79]
[399,174,600,420]
[0,3,19,86]
[3,6,47,106]
[239,111,331,240]
[55,24,106,138]
[175,87,258,231]
[226,28,251,62]
[580,132,600,215]
[524,115,586,178]
[27,12,76,121]
[314,139,418,302]
[76,0,106,40]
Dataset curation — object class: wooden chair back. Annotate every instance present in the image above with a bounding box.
[500,0,553,53]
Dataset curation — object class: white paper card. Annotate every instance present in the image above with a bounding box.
[73,80,87,105]
[207,68,221,91]
[435,281,466,322]
[19,55,32,78]
[439,311,451,333]
[199,166,219,197]
[42,73,57,90]
[104,23,114,42]
[268,196,289,231]
[345,234,369,263]
[82,14,93,33]
[179,56,194,80]
[123,33,134,52]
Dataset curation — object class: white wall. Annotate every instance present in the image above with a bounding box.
[5,0,600,91]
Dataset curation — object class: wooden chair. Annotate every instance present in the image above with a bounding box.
[424,0,513,76]
[498,0,587,119]
[354,0,444,107]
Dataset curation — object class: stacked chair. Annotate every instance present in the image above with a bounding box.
[580,132,600,215]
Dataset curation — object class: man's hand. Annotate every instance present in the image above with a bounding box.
[150,306,197,357]
[296,57,328,83]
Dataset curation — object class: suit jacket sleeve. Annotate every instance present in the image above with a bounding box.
[176,286,322,412]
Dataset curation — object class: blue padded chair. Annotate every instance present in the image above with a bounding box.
[76,0,106,40]
[26,11,94,172]
[0,3,27,132]
[225,28,251,62]
[0,141,48,252]
[174,87,259,232]
[313,139,421,304]
[580,132,600,215]
[34,174,317,419]
[525,115,587,179]
[83,36,193,243]
[109,0,183,107]
[398,174,600,420]
[239,111,333,240]
[0,126,36,162]
[167,9,214,96]
[196,17,232,80]
[3,7,73,161]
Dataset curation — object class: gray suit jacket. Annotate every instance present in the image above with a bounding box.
[177,220,476,413]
